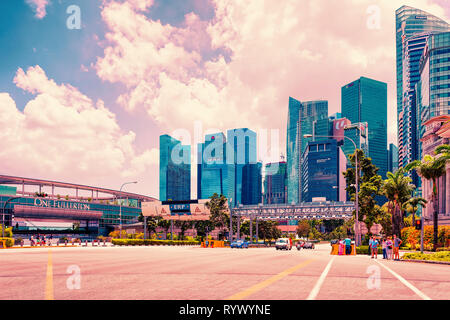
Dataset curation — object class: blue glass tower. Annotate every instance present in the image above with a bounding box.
[159,134,191,201]
[341,77,388,178]
[286,98,328,204]
[264,162,287,204]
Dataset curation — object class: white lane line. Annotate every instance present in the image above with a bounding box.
[374,260,432,300]
[307,256,336,300]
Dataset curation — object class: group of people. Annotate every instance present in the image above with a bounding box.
[337,237,353,255]
[369,235,402,260]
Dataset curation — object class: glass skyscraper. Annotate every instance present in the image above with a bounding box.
[301,139,347,202]
[159,134,191,201]
[395,6,449,169]
[286,98,328,204]
[197,129,261,206]
[263,161,287,204]
[341,77,388,178]
[417,31,450,161]
[388,143,399,173]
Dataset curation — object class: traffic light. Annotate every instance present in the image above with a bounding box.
[415,219,422,230]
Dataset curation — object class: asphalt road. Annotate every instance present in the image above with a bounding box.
[0,244,449,300]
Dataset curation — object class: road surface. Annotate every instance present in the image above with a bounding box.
[0,244,448,300]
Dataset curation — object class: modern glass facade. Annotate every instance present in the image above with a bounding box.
[301,139,346,202]
[159,135,191,201]
[286,97,328,204]
[0,195,142,236]
[341,77,387,178]
[395,5,449,169]
[197,129,261,206]
[417,31,450,160]
[388,143,399,173]
[263,162,287,204]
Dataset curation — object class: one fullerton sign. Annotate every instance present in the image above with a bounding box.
[141,200,211,221]
[34,198,91,211]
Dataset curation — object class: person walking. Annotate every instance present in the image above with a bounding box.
[393,235,402,261]
[344,237,352,255]
[370,237,379,259]
[338,239,344,255]
[386,237,393,260]
[382,238,387,259]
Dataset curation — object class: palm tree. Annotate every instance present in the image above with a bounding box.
[405,154,447,250]
[402,197,427,227]
[381,168,415,237]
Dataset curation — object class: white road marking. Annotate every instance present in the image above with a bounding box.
[307,256,336,300]
[374,260,432,300]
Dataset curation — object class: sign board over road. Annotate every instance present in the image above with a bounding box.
[142,199,211,221]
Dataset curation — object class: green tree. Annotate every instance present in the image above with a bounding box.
[378,203,393,236]
[194,220,215,241]
[205,193,230,239]
[343,149,384,238]
[406,154,447,250]
[381,168,414,237]
[297,220,311,239]
[138,213,161,237]
[175,220,195,240]
[402,197,427,227]
[257,220,281,241]
[157,219,172,238]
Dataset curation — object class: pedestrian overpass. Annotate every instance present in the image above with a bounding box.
[231,201,355,220]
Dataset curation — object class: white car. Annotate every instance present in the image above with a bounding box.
[275,238,292,250]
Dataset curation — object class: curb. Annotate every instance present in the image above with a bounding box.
[401,259,450,265]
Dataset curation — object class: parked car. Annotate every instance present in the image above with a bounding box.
[275,238,292,250]
[230,240,249,249]
[303,242,315,249]
[296,241,305,250]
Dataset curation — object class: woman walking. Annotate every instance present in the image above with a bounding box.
[382,238,387,259]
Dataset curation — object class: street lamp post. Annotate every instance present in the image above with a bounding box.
[303,134,361,246]
[229,198,233,242]
[119,181,137,239]
[2,197,21,238]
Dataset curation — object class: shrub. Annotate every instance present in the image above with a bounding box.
[401,226,450,250]
[356,245,382,255]
[402,251,450,262]
[0,238,14,248]
[111,239,200,246]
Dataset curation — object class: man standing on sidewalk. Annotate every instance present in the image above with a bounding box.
[344,236,352,255]
[393,235,402,261]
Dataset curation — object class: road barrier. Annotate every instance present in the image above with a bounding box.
[330,244,356,255]
[201,240,225,248]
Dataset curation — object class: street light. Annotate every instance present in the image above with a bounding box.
[119,181,138,238]
[303,133,361,246]
[2,197,21,238]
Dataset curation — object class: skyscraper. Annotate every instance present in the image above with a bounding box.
[197,129,261,206]
[227,128,260,206]
[417,31,450,160]
[388,143,399,173]
[286,98,328,203]
[395,6,449,169]
[264,162,287,204]
[159,134,191,201]
[197,133,233,201]
[341,77,388,178]
[301,139,347,202]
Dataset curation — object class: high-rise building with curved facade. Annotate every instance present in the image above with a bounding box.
[395,6,449,170]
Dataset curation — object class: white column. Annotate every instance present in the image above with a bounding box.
[446,164,450,216]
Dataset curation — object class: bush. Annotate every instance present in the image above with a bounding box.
[0,238,14,248]
[402,251,450,262]
[0,226,13,238]
[401,226,450,249]
[356,245,382,255]
[111,239,200,246]
[14,237,23,245]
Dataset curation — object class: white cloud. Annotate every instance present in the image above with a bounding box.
[1,66,158,194]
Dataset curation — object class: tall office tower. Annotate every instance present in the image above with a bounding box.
[341,77,388,178]
[159,135,191,201]
[263,161,287,204]
[388,143,399,173]
[226,128,260,206]
[197,133,234,201]
[341,122,369,159]
[286,98,328,203]
[395,6,449,169]
[301,139,347,202]
[417,31,450,160]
